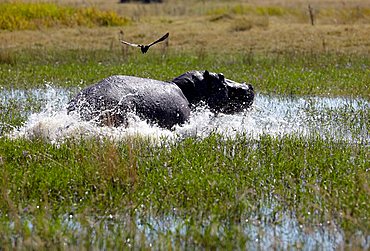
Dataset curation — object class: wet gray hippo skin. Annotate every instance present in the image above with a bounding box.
[67,70,254,129]
[171,70,254,113]
[67,75,190,129]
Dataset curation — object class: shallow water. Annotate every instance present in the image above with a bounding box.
[2,86,368,145]
[1,86,369,249]
[130,204,345,250]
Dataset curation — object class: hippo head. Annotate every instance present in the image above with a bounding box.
[171,70,229,112]
[172,70,254,113]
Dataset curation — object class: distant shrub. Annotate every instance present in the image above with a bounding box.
[0,2,129,30]
[231,4,254,15]
[0,49,17,65]
[207,4,293,17]
[319,7,370,24]
[206,7,228,16]
[255,6,286,16]
[229,18,253,32]
[229,17,269,32]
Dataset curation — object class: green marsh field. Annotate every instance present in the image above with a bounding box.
[0,0,369,249]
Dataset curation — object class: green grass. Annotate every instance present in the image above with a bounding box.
[0,48,369,99]
[0,2,129,30]
[0,134,368,249]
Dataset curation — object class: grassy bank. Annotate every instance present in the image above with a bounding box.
[0,134,368,249]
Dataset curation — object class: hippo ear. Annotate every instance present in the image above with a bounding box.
[218,73,225,82]
[185,77,195,86]
[203,70,210,78]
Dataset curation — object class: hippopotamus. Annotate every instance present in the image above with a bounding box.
[67,70,254,129]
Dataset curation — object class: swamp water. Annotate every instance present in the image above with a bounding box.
[1,86,369,249]
[1,86,368,144]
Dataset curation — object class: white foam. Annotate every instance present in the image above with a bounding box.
[3,86,369,144]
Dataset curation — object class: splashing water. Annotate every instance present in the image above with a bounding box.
[3,86,369,144]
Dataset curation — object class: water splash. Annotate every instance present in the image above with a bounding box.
[2,86,369,144]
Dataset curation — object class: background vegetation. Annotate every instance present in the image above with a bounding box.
[0,2,129,30]
[0,49,369,98]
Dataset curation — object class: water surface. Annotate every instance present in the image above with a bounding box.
[2,86,368,144]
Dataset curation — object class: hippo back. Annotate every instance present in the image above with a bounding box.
[67,75,190,129]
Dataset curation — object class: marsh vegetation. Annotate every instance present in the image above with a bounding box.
[0,0,369,249]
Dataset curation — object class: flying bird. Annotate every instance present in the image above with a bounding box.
[121,32,169,54]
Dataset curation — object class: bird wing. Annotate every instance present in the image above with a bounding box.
[148,32,169,47]
[121,40,141,48]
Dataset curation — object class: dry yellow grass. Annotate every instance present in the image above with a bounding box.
[1,0,369,55]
